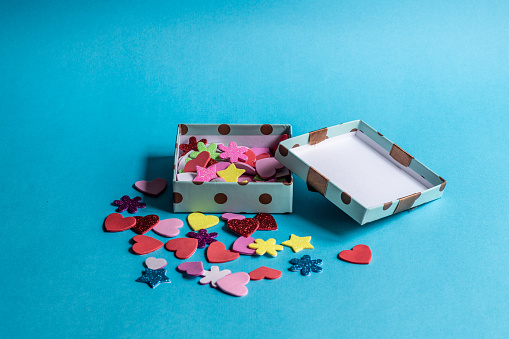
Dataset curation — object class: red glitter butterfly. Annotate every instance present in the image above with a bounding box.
[179,136,208,155]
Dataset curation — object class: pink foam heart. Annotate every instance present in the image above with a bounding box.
[152,218,184,237]
[232,236,256,255]
[217,272,250,297]
[214,162,231,171]
[177,261,204,276]
[134,178,167,196]
[256,158,285,179]
[237,175,255,183]
[251,147,271,156]
[221,213,246,221]
[145,257,167,270]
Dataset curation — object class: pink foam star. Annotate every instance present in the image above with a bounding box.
[193,165,218,182]
[218,142,248,162]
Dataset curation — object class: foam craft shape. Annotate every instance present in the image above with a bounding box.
[213,162,231,172]
[194,165,218,182]
[248,238,284,257]
[255,153,271,162]
[232,236,256,255]
[221,213,245,221]
[249,266,282,281]
[131,235,163,255]
[132,215,160,235]
[256,157,285,179]
[227,218,259,237]
[134,178,167,196]
[275,120,446,224]
[233,162,256,175]
[237,175,255,183]
[218,142,249,162]
[338,244,372,264]
[164,238,198,259]
[199,266,231,288]
[217,163,245,182]
[242,149,256,167]
[145,257,167,270]
[187,212,219,231]
[176,172,195,181]
[184,151,210,173]
[177,261,204,276]
[104,213,136,232]
[281,234,314,252]
[251,147,271,156]
[152,218,183,237]
[272,134,289,155]
[254,213,278,231]
[216,272,250,297]
[206,241,240,263]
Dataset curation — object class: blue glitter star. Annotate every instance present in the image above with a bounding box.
[136,268,171,288]
[289,255,323,276]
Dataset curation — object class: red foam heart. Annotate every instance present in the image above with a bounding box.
[338,244,372,264]
[255,153,270,162]
[241,149,256,167]
[165,238,198,259]
[132,215,160,234]
[227,218,259,237]
[104,213,136,232]
[131,235,163,255]
[249,266,282,281]
[272,134,289,155]
[206,241,240,263]
[254,213,278,231]
[184,151,211,173]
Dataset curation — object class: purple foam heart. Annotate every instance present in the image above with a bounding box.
[233,162,256,175]
[177,261,204,276]
[232,236,256,255]
[256,158,285,179]
[134,178,167,196]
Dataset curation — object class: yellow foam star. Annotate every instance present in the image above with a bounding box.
[248,238,284,257]
[217,163,245,182]
[281,234,314,252]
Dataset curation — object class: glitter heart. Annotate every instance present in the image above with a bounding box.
[184,151,210,173]
[132,215,160,234]
[232,236,256,255]
[145,257,167,270]
[216,272,250,297]
[131,235,163,255]
[256,157,285,179]
[227,218,259,238]
[206,241,240,263]
[254,213,278,231]
[338,245,372,264]
[134,178,167,196]
[152,218,184,237]
[177,261,204,276]
[165,238,198,259]
[248,266,282,281]
[104,213,136,232]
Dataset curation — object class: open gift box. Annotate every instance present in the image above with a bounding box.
[173,124,293,213]
[274,120,446,224]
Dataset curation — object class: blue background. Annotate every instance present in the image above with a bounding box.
[1,1,508,338]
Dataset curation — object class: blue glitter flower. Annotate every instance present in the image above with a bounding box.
[136,268,171,288]
[289,255,323,276]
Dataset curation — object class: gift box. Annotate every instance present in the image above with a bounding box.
[274,120,446,224]
[173,124,293,213]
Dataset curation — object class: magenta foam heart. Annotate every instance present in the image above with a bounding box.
[152,218,184,237]
[233,162,256,175]
[232,236,256,255]
[216,272,250,297]
[134,178,167,196]
[177,261,204,276]
[221,213,246,221]
[256,157,285,179]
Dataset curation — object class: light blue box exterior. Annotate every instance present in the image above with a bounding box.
[275,120,446,225]
[173,124,293,213]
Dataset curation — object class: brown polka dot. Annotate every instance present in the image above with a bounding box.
[350,128,358,132]
[378,131,383,136]
[214,193,227,204]
[193,181,204,185]
[283,182,292,186]
[341,192,351,205]
[383,202,392,210]
[180,124,188,135]
[260,124,273,135]
[292,144,300,148]
[259,193,272,204]
[218,124,231,135]
[279,145,288,156]
[238,181,248,186]
[173,192,183,204]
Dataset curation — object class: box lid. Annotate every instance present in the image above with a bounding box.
[274,120,446,224]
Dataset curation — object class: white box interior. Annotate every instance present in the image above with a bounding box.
[291,132,433,208]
